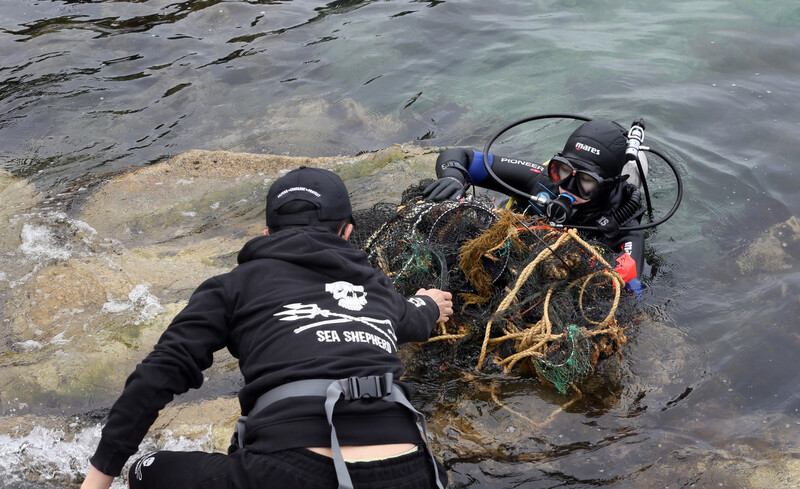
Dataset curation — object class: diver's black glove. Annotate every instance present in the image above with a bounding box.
[423,171,469,201]
[424,177,466,201]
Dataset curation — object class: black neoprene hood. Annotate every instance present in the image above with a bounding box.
[559,120,627,180]
[266,166,352,227]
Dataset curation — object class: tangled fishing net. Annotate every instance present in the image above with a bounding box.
[350,181,638,393]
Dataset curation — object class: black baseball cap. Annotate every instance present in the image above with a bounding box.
[559,120,627,180]
[266,166,353,227]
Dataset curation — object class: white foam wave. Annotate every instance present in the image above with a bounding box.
[101,300,132,314]
[17,340,43,352]
[19,224,71,261]
[0,424,100,487]
[102,284,164,324]
[0,422,214,488]
[128,284,164,321]
[69,219,98,237]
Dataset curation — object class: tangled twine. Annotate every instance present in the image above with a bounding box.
[434,220,628,381]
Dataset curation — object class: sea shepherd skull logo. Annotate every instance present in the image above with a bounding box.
[325,281,367,311]
[275,281,396,352]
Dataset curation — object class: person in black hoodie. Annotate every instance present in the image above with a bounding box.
[423,119,645,296]
[81,166,453,489]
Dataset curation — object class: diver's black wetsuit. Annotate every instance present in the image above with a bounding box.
[434,148,646,279]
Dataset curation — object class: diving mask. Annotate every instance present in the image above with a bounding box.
[548,156,604,200]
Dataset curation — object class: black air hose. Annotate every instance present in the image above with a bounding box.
[611,186,644,226]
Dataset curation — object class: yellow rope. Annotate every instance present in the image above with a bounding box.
[498,288,559,371]
[421,216,629,389]
[476,231,572,370]
[427,333,467,342]
[574,270,622,327]
[473,226,631,377]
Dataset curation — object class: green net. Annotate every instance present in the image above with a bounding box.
[533,325,593,393]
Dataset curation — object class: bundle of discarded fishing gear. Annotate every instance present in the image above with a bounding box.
[350,180,637,392]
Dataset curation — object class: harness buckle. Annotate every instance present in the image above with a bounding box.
[345,373,393,400]
[233,415,248,449]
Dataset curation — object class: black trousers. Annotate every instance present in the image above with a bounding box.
[128,446,448,489]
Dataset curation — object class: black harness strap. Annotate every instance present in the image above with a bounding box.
[234,374,444,489]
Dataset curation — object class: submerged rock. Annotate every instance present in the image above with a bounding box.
[735,216,800,274]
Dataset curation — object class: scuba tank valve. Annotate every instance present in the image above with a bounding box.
[625,117,646,162]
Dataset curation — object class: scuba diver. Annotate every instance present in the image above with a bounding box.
[423,119,648,296]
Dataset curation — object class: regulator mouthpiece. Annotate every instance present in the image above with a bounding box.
[625,117,646,162]
[546,193,575,224]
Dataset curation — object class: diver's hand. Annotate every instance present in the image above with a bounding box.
[613,253,637,284]
[625,278,643,300]
[415,288,453,323]
[423,177,467,201]
[614,254,642,300]
[81,466,114,489]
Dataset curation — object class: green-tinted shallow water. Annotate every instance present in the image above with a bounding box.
[1,0,800,487]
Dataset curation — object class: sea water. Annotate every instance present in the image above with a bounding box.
[2,0,800,487]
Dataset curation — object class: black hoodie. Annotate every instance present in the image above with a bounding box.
[90,227,440,476]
